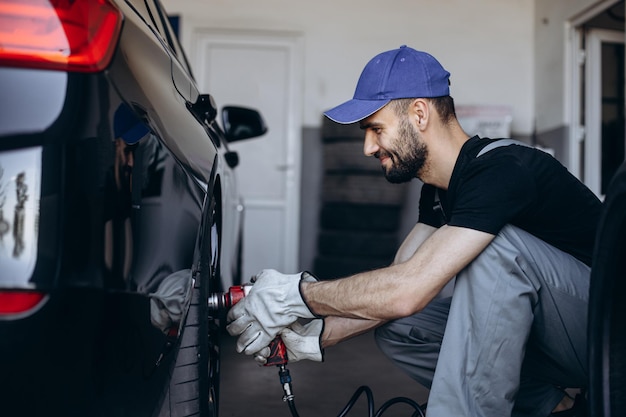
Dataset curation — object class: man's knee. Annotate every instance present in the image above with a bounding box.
[375,305,449,353]
[374,320,402,355]
[375,319,418,355]
[374,315,446,389]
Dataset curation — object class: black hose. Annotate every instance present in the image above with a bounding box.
[325,384,426,417]
[336,386,375,417]
[278,368,426,417]
[286,398,300,417]
[374,396,425,417]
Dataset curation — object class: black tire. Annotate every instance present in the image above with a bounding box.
[589,162,626,417]
[167,193,221,417]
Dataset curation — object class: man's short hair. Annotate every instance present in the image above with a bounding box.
[388,96,456,125]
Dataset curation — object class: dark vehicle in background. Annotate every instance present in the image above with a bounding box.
[0,0,266,416]
[589,161,626,417]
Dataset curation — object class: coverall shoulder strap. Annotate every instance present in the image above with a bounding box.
[476,139,531,158]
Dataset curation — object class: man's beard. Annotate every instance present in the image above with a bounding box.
[380,116,428,184]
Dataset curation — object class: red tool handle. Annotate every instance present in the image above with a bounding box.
[227,285,248,307]
[265,336,288,366]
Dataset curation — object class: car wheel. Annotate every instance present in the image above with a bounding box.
[589,162,626,417]
[168,193,221,417]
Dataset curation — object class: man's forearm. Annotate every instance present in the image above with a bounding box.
[321,316,385,348]
[301,225,495,321]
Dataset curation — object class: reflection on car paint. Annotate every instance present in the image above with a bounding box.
[103,103,150,288]
[148,268,193,334]
[0,147,41,285]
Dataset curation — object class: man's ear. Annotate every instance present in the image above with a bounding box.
[411,98,430,130]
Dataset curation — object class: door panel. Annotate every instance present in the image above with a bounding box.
[191,30,303,277]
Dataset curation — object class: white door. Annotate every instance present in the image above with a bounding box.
[191,30,303,278]
[584,29,625,197]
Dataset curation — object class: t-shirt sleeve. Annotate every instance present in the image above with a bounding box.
[447,156,537,235]
[418,183,445,228]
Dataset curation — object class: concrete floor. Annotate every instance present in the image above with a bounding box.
[219,331,429,417]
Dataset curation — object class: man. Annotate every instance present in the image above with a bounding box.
[226,45,601,417]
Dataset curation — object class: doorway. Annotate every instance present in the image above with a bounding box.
[570,1,625,198]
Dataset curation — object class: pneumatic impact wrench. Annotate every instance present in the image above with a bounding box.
[208,285,299,416]
[208,285,426,417]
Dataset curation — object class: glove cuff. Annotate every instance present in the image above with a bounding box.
[299,271,324,319]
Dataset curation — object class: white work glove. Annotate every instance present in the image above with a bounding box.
[254,319,325,365]
[226,269,319,355]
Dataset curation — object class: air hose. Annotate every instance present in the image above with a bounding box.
[276,367,426,417]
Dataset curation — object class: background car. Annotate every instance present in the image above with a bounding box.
[0,0,266,416]
[588,161,626,417]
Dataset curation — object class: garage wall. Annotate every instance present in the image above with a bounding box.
[161,0,539,272]
[163,0,535,135]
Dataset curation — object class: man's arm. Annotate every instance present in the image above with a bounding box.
[320,222,438,347]
[302,225,495,320]
[393,222,437,265]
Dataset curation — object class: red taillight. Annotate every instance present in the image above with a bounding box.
[0,0,122,72]
[0,291,46,315]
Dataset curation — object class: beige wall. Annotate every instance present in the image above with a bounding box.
[163,0,535,135]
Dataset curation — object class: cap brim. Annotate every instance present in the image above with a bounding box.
[121,122,150,144]
[323,99,390,125]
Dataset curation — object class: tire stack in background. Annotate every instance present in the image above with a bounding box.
[313,118,410,280]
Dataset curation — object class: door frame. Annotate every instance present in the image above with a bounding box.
[585,28,624,196]
[566,0,624,191]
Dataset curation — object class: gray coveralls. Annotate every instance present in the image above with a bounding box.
[375,225,589,417]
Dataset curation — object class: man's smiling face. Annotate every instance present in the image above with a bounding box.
[360,104,428,184]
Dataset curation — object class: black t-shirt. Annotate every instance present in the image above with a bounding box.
[418,136,603,266]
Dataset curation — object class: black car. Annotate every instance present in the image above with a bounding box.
[0,1,266,416]
[588,161,626,417]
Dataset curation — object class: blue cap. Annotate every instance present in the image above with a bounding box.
[324,45,450,124]
[114,102,150,144]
